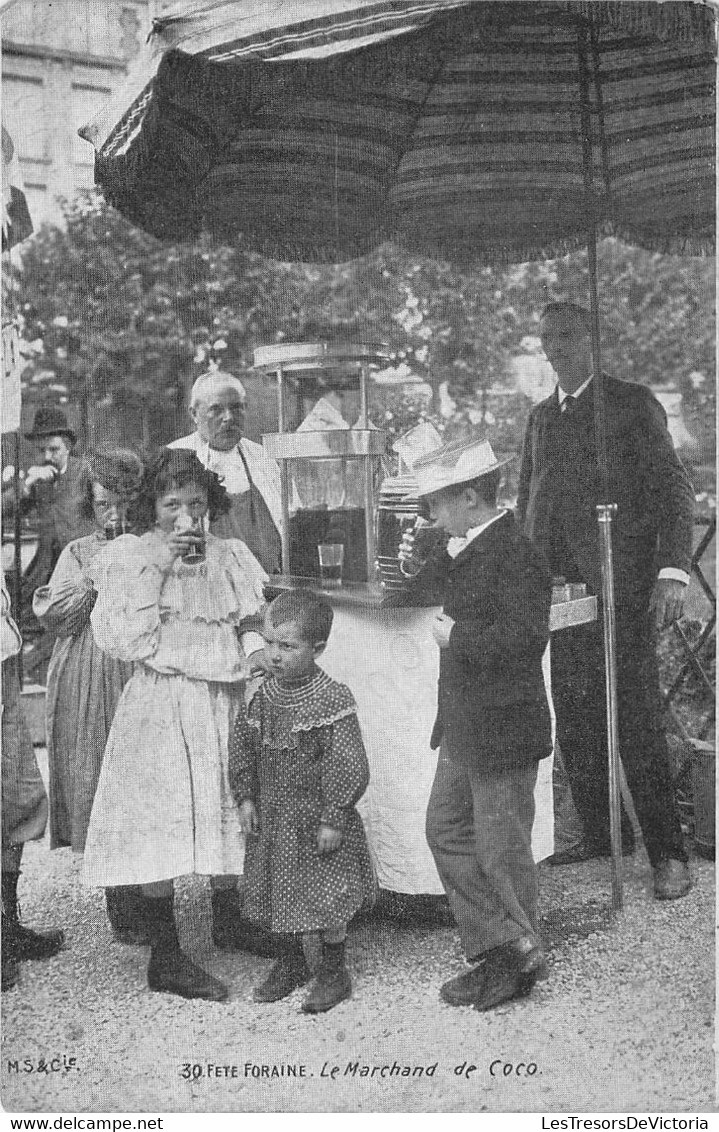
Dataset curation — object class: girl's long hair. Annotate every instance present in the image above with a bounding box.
[132,448,231,533]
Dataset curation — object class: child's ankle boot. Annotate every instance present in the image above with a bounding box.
[253,937,311,1002]
[302,941,351,1013]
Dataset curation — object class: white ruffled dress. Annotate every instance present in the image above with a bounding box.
[82,531,267,887]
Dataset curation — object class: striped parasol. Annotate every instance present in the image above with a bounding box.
[80,0,715,911]
[80,0,715,262]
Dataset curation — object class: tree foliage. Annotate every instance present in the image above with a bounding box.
[12,191,715,484]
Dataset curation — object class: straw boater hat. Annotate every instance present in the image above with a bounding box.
[410,436,512,498]
[24,406,76,445]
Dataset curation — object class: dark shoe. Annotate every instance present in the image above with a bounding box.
[105,886,151,946]
[301,941,352,1014]
[472,954,527,1013]
[5,922,65,961]
[254,950,311,1003]
[439,961,488,1007]
[653,858,691,901]
[148,950,228,1002]
[212,889,285,957]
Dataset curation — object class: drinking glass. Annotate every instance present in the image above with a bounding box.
[318,543,344,587]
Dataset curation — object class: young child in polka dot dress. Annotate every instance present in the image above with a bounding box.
[229,590,375,1013]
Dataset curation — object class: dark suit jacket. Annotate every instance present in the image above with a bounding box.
[410,511,553,772]
[3,456,94,594]
[516,376,694,610]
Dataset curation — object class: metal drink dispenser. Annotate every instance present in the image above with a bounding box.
[254,342,390,583]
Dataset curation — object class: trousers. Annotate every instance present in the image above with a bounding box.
[425,747,538,961]
[550,608,686,866]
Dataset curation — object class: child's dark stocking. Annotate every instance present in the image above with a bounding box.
[105,886,150,945]
[146,891,228,1003]
[211,881,286,958]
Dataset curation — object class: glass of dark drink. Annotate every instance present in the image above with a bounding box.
[104,519,123,541]
[181,519,206,565]
[318,542,344,587]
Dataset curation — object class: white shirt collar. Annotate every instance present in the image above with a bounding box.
[446,509,507,559]
[197,436,241,463]
[557,375,593,404]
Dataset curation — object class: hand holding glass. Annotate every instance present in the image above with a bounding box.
[398,516,431,578]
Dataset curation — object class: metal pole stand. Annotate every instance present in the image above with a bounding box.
[597,502,623,911]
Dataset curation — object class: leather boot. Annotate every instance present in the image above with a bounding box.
[211,887,286,958]
[1,913,19,991]
[146,895,228,1003]
[253,937,311,1003]
[302,940,351,1014]
[105,886,151,945]
[2,871,64,961]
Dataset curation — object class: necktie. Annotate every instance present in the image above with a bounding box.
[562,394,577,415]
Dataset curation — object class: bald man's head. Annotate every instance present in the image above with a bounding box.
[189,372,247,451]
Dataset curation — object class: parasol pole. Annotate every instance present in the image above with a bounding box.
[12,430,23,687]
[578,17,623,911]
[275,363,291,574]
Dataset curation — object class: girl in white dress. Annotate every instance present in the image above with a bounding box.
[82,448,267,1002]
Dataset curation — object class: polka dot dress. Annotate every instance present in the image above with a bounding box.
[229,669,376,933]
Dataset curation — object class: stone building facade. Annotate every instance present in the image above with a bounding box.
[2,0,151,226]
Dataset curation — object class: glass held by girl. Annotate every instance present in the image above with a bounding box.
[81,448,269,1003]
[229,590,376,1014]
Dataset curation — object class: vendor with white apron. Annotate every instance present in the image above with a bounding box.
[169,370,282,574]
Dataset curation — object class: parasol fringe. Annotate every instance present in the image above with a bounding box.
[154,223,713,267]
[413,223,715,265]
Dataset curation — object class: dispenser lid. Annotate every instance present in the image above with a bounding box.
[254,342,390,373]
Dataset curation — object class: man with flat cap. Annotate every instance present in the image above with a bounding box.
[517,301,693,900]
[3,406,93,651]
[400,437,553,1011]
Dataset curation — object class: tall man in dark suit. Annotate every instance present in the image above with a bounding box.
[517,302,693,900]
[400,437,553,1011]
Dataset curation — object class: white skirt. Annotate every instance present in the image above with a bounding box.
[82,666,245,886]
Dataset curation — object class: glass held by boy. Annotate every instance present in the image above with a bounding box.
[81,449,276,1003]
[229,590,376,1014]
[404,436,553,1012]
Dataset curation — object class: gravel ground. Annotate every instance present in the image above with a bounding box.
[1,786,714,1115]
